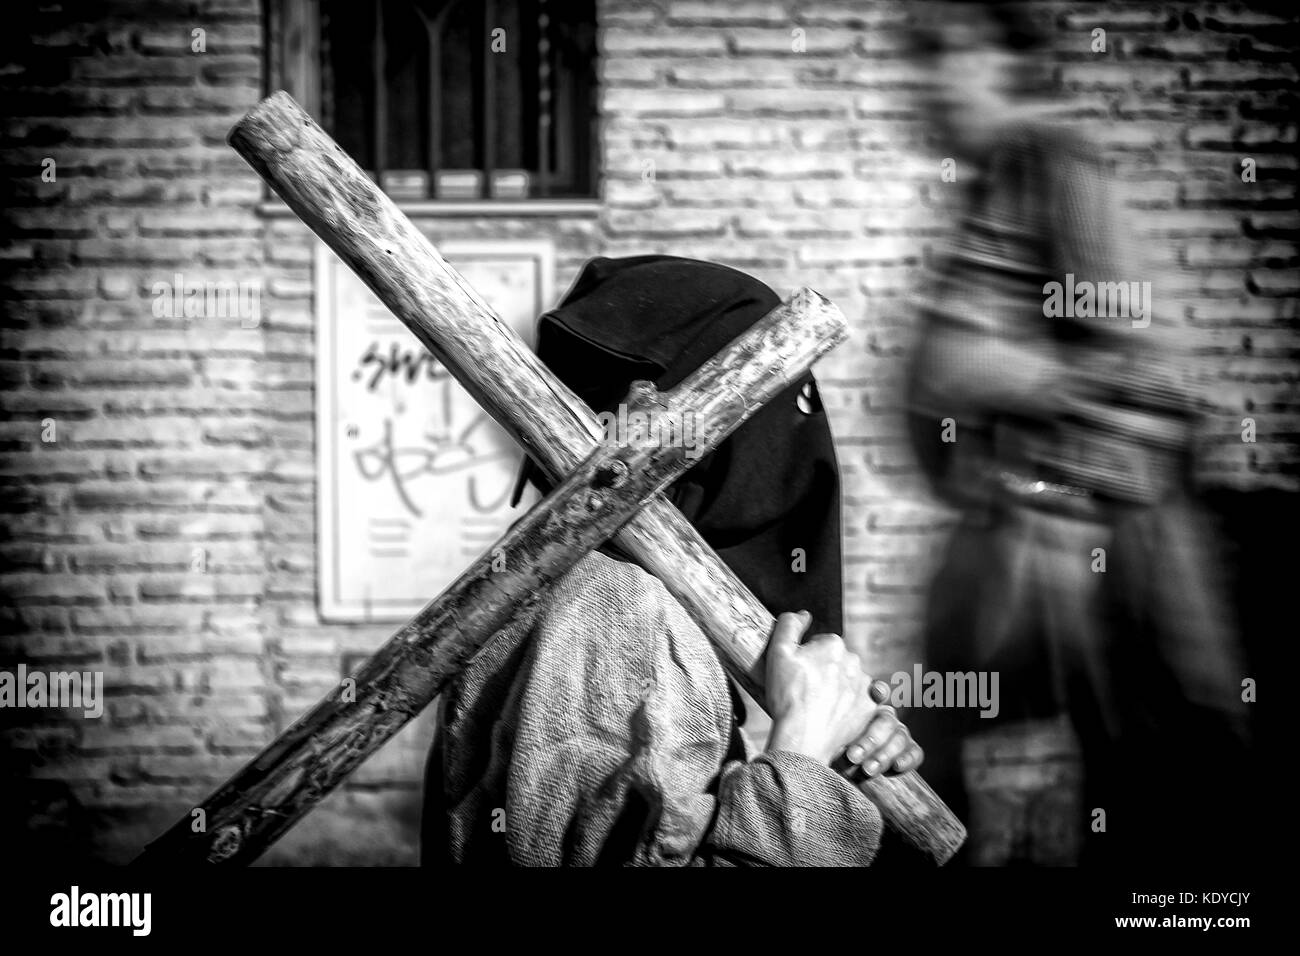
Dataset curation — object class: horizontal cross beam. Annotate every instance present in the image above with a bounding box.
[142,91,964,865]
[137,289,845,866]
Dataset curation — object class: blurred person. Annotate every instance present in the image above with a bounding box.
[903,3,1252,867]
[422,256,923,866]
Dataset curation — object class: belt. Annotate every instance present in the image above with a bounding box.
[994,469,1105,520]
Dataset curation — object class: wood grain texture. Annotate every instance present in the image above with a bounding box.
[147,91,965,865]
[136,286,845,866]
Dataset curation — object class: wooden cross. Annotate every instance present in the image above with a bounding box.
[136,92,965,867]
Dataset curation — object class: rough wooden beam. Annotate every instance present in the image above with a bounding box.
[203,91,963,864]
[137,289,846,866]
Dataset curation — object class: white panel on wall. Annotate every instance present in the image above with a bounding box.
[315,239,554,621]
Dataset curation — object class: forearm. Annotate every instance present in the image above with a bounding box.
[914,321,1065,419]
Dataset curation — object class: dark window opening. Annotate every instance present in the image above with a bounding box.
[319,0,598,201]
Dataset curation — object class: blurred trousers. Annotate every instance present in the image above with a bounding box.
[907,491,1253,868]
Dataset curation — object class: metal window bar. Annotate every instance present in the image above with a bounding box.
[537,0,550,198]
[413,0,456,198]
[480,0,496,193]
[372,0,386,181]
[338,0,589,200]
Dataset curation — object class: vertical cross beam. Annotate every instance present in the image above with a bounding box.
[138,293,846,866]
[210,92,963,863]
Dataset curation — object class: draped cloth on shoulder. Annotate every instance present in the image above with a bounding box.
[423,551,882,866]
[421,257,873,866]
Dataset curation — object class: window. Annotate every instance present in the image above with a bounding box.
[270,0,599,202]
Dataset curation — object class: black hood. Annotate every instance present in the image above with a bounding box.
[518,255,844,636]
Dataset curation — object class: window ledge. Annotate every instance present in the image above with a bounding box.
[256,198,602,219]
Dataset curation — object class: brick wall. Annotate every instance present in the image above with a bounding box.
[1,0,1294,864]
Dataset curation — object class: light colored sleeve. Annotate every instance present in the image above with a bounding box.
[501,561,884,866]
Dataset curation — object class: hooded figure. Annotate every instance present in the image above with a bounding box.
[421,256,899,866]
[519,254,843,637]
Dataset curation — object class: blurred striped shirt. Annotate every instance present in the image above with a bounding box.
[908,120,1201,507]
